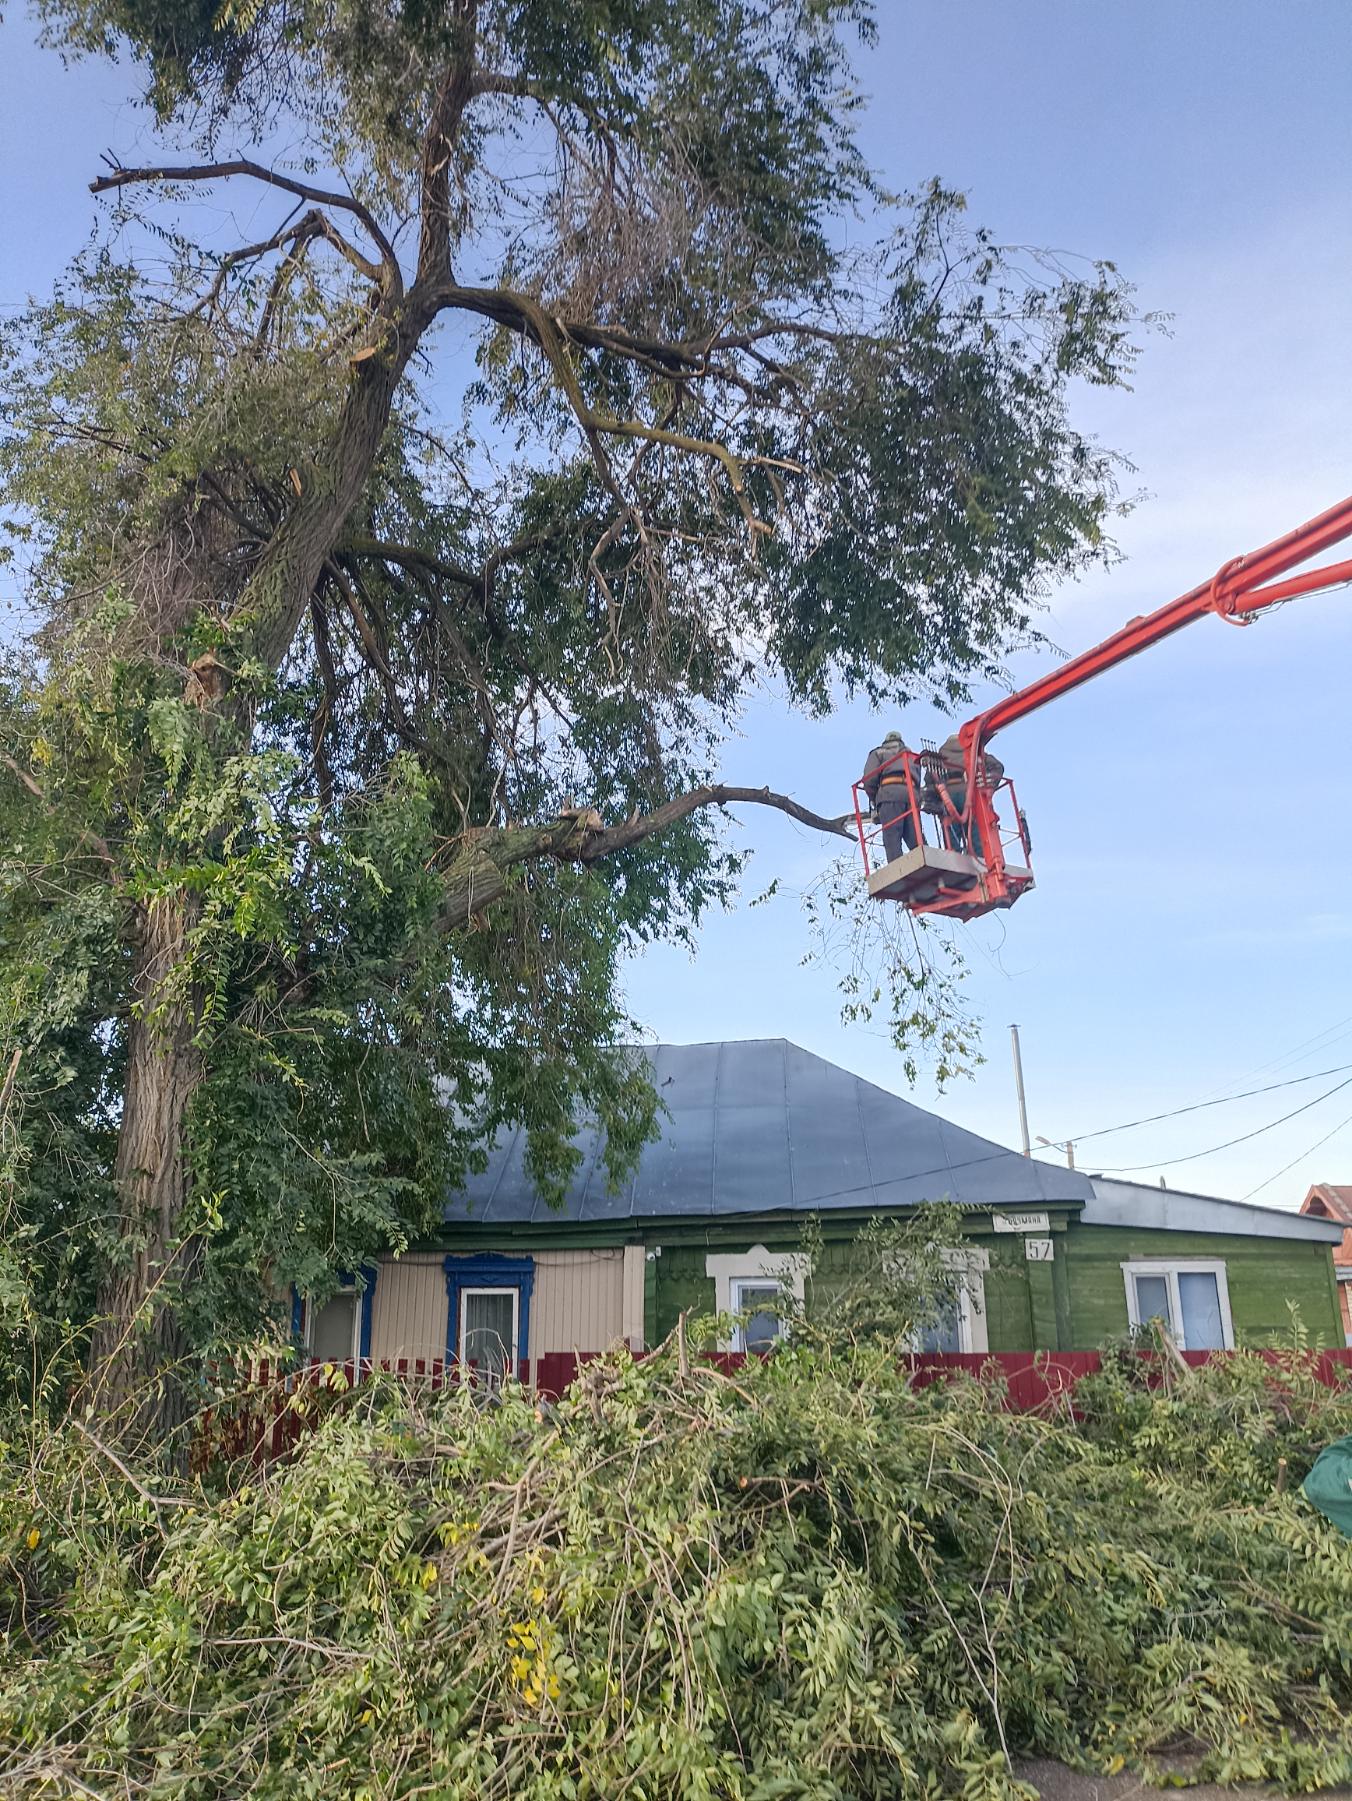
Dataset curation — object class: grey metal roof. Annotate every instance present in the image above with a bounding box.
[443,1038,1093,1226]
[1086,1176,1346,1243]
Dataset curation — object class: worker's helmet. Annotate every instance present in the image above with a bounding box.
[882,729,905,745]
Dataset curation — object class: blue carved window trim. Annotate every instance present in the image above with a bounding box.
[444,1253,536,1372]
[292,1266,379,1366]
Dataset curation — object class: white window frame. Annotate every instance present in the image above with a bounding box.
[905,1247,989,1354]
[458,1285,521,1372]
[705,1246,808,1353]
[1120,1258,1234,1350]
[728,1277,788,1353]
[304,1288,361,1364]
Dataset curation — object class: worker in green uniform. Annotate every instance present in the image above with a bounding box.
[860,731,918,864]
[927,733,1005,860]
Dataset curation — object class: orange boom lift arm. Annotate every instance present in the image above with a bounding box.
[854,492,1352,920]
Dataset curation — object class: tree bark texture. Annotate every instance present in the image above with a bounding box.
[89,895,204,1446]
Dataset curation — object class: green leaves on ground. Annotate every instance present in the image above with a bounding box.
[3,1344,1351,1798]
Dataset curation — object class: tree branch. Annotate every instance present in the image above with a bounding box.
[416,46,476,289]
[569,785,853,860]
[91,158,401,291]
[422,785,852,943]
[343,536,481,590]
[342,524,572,599]
[2,753,123,884]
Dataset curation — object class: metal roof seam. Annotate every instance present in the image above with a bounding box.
[481,1120,519,1222]
[781,1039,796,1209]
[575,1120,605,1224]
[709,1039,722,1216]
[854,1052,877,1196]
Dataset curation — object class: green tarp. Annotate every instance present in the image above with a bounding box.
[1303,1433,1352,1537]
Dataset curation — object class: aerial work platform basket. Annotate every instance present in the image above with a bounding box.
[852,494,1352,924]
[852,746,1034,923]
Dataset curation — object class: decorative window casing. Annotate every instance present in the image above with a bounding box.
[705,1247,807,1353]
[1121,1259,1233,1350]
[445,1254,535,1380]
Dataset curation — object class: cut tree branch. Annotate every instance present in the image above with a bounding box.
[423,785,852,943]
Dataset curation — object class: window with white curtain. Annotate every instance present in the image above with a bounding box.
[460,1286,519,1379]
[1121,1259,1233,1350]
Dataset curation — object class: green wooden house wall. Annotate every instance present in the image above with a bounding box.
[1061,1225,1341,1348]
[641,1214,1343,1352]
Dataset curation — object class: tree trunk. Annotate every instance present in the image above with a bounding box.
[88,893,204,1448]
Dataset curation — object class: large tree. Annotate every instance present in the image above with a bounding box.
[0,0,1136,1438]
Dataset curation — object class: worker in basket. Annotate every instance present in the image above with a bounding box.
[860,730,918,864]
[925,733,1005,860]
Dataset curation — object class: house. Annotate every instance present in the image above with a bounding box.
[298,1041,1346,1373]
[1299,1184,1352,1345]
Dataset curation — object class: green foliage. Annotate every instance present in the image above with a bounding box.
[3,1348,1352,1796]
[1075,1327,1352,1505]
[800,855,981,1087]
[776,1205,977,1351]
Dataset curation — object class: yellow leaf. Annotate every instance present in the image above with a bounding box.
[25,1527,40,1551]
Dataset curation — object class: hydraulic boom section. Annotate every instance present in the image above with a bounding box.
[854,493,1352,921]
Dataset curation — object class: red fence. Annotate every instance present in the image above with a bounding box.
[195,1347,1352,1468]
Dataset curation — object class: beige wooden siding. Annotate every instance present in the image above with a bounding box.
[369,1254,446,1364]
[531,1250,627,1355]
[368,1248,632,1363]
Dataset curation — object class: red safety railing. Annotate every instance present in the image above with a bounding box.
[193,1347,1352,1469]
[851,745,1034,921]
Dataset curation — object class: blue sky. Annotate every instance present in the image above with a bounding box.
[4,2,1352,1204]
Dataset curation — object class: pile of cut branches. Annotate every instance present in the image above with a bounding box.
[2,1340,1351,1799]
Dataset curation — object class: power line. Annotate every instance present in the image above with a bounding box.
[1189,1011,1352,1104]
[1219,1013,1352,1088]
[1092,1071,1352,1175]
[1241,1106,1352,1201]
[1041,1059,1352,1152]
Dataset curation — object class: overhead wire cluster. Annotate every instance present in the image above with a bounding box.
[1040,1013,1352,1195]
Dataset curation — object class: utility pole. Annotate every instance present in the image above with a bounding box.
[1010,1023,1031,1158]
[1037,1134,1076,1170]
